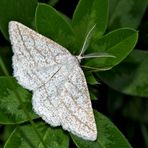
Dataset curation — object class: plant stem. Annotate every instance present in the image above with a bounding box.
[0,57,48,148]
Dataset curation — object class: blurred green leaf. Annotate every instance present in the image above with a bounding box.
[89,85,100,100]
[90,91,98,100]
[122,97,148,123]
[108,0,148,30]
[35,3,75,52]
[0,125,16,144]
[107,88,125,116]
[0,77,37,124]
[85,72,98,85]
[71,110,132,148]
[98,50,148,97]
[4,122,69,148]
[48,0,59,6]
[72,0,108,53]
[0,46,12,75]
[107,89,148,123]
[141,125,148,148]
[0,0,37,40]
[83,28,138,69]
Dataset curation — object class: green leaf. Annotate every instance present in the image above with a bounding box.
[4,122,69,148]
[0,46,12,76]
[107,88,125,116]
[35,3,75,52]
[89,86,100,100]
[141,125,148,148]
[71,110,132,148]
[48,0,59,6]
[0,77,38,124]
[109,0,148,30]
[85,72,98,85]
[83,28,138,69]
[90,91,98,100]
[98,50,148,97]
[0,0,37,40]
[72,0,108,53]
[122,96,148,123]
[0,125,16,144]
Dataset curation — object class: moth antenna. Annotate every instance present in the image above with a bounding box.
[78,24,96,58]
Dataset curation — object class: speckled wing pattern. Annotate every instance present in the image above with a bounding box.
[9,21,97,141]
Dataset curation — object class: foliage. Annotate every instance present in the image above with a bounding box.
[0,0,147,147]
[71,111,132,148]
[4,122,69,148]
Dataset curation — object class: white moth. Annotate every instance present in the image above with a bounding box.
[9,21,97,141]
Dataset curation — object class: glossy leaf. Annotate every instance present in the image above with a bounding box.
[35,3,75,52]
[4,122,69,148]
[72,0,108,53]
[83,28,138,69]
[108,0,148,30]
[71,110,131,148]
[98,50,148,97]
[0,0,37,40]
[0,77,37,124]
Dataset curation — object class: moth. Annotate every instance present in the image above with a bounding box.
[9,21,97,141]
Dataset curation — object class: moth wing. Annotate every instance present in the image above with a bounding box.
[32,63,97,141]
[9,21,97,141]
[9,21,71,90]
